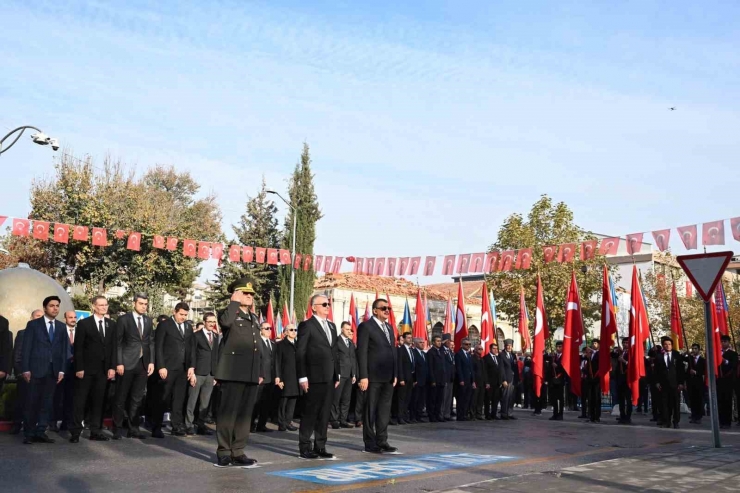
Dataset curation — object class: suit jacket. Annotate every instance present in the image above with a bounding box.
[274,338,298,397]
[155,317,194,372]
[0,315,11,376]
[75,316,116,375]
[191,329,219,376]
[414,348,428,386]
[336,336,358,380]
[686,354,706,385]
[443,346,455,382]
[427,346,446,386]
[455,350,474,385]
[21,317,70,377]
[296,316,339,384]
[718,349,738,380]
[547,352,565,385]
[116,312,155,370]
[259,337,275,382]
[586,351,600,383]
[215,302,262,383]
[13,329,25,376]
[611,349,629,383]
[655,350,685,388]
[398,344,415,384]
[473,354,485,387]
[483,352,503,388]
[499,350,516,384]
[356,318,397,383]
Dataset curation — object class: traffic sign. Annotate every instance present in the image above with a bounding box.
[676,251,733,302]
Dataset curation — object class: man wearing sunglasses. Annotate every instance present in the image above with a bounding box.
[357,298,398,454]
[296,294,340,460]
[274,324,299,431]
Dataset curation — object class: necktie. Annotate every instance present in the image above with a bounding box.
[207,331,212,347]
[321,319,331,344]
[137,317,144,339]
[98,320,105,340]
[69,328,75,345]
[493,355,497,364]
[345,338,349,348]
[178,323,183,337]
[381,322,390,344]
[409,347,414,364]
[48,321,54,342]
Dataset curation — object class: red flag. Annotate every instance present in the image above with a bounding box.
[423,256,436,276]
[702,220,725,246]
[413,289,426,345]
[500,250,514,271]
[166,237,178,251]
[32,221,50,241]
[454,280,468,350]
[255,247,267,263]
[127,232,141,251]
[353,257,364,274]
[628,265,649,406]
[323,256,334,272]
[304,296,313,321]
[294,253,302,270]
[197,241,211,259]
[408,257,421,275]
[386,258,397,276]
[443,298,453,335]
[515,248,532,270]
[363,301,371,322]
[386,292,398,345]
[670,282,684,350]
[266,296,276,339]
[12,218,30,236]
[518,287,531,351]
[228,245,240,262]
[533,275,548,398]
[282,303,291,330]
[303,254,312,271]
[153,235,165,249]
[397,257,409,276]
[710,293,723,375]
[557,243,576,263]
[212,243,223,261]
[730,217,740,242]
[470,253,485,273]
[374,258,385,276]
[242,246,254,263]
[349,294,358,344]
[651,229,671,252]
[598,237,619,255]
[625,233,643,255]
[92,228,107,247]
[279,249,291,265]
[183,239,196,257]
[442,255,456,275]
[484,251,500,273]
[53,223,69,243]
[314,255,324,271]
[564,271,585,397]
[266,248,278,265]
[580,240,597,260]
[331,257,343,274]
[542,245,557,263]
[480,283,494,356]
[678,225,697,250]
[327,296,334,322]
[597,266,617,393]
[456,254,471,274]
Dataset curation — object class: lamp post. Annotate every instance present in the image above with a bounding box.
[0,126,59,156]
[266,190,298,317]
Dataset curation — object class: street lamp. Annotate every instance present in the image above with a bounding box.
[0,126,59,156]
[266,190,298,317]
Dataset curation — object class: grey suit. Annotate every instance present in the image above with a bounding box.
[331,336,357,425]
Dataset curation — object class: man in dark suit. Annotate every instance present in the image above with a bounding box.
[717,335,737,429]
[69,297,116,442]
[499,339,517,420]
[686,343,706,424]
[548,341,565,421]
[357,298,398,454]
[483,343,503,420]
[331,322,357,429]
[613,338,632,425]
[655,336,685,429]
[472,345,486,420]
[21,296,70,444]
[153,302,194,437]
[185,312,219,436]
[411,337,428,423]
[395,332,415,425]
[113,293,155,439]
[442,335,455,420]
[252,321,275,433]
[10,310,43,435]
[51,310,77,433]
[427,335,446,422]
[454,339,474,421]
[296,294,340,459]
[214,278,264,467]
[0,315,11,398]
[275,323,299,431]
[586,340,601,423]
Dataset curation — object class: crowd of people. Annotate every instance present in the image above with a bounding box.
[0,278,738,467]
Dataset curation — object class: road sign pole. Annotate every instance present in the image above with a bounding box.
[703,300,721,448]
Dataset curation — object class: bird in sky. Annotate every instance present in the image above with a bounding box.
[669,107,676,111]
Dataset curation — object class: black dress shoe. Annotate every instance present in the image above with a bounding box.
[315,449,334,459]
[215,456,232,467]
[90,433,110,441]
[389,420,398,426]
[673,423,680,429]
[232,455,258,466]
[355,422,363,428]
[339,422,354,429]
[185,427,196,436]
[34,434,56,443]
[287,425,298,431]
[300,451,319,459]
[47,424,59,433]
[128,431,147,439]
[379,444,398,453]
[204,418,216,425]
[152,428,165,439]
[363,446,382,454]
[255,426,273,433]
[197,427,214,436]
[330,421,340,430]
[70,436,80,443]
[112,432,123,440]
[278,426,287,431]
[172,429,186,437]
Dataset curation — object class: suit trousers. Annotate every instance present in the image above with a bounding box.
[661,385,680,425]
[353,386,365,423]
[550,383,564,417]
[331,376,352,424]
[253,383,275,428]
[153,369,187,429]
[485,386,501,418]
[53,369,75,428]
[363,381,393,449]
[650,382,662,420]
[580,380,590,416]
[717,379,734,426]
[185,374,214,429]
[443,383,454,419]
[687,380,704,421]
[473,385,485,418]
[500,383,514,418]
[456,384,472,420]
[617,382,633,420]
[588,380,602,421]
[278,396,297,428]
[533,382,547,414]
[299,382,334,452]
[13,378,27,424]
[396,382,412,421]
[217,381,258,459]
[114,360,148,432]
[429,383,445,421]
[72,370,108,435]
[25,364,57,437]
[411,383,426,420]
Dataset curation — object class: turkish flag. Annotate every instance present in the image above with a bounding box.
[353,257,363,274]
[183,239,196,257]
[542,245,557,263]
[598,237,619,255]
[331,257,342,273]
[484,251,500,273]
[730,217,740,242]
[470,253,485,273]
[228,245,241,262]
[500,250,515,271]
[255,248,267,263]
[627,265,649,406]
[12,218,30,236]
[580,240,597,260]
[441,255,456,275]
[408,257,421,275]
[314,255,324,271]
[386,258,397,276]
[532,275,549,398]
[324,256,334,272]
[212,243,223,260]
[294,253,302,269]
[242,246,254,263]
[423,256,436,276]
[32,221,50,241]
[563,271,585,398]
[374,258,385,276]
[279,249,291,265]
[166,237,178,251]
[198,242,211,259]
[115,230,126,240]
[92,228,107,247]
[651,229,671,252]
[364,258,374,275]
[127,232,141,251]
[73,225,89,242]
[0,216,6,228]
[558,243,576,263]
[702,220,725,245]
[153,235,165,249]
[677,225,697,250]
[456,254,471,274]
[397,257,409,276]
[625,233,643,255]
[515,248,533,269]
[53,223,69,243]
[303,254,312,271]
[267,248,278,265]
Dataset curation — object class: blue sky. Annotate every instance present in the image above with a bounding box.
[2,0,739,283]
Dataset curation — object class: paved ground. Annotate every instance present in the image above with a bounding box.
[1,408,738,493]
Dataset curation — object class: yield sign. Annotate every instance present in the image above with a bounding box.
[676,251,733,302]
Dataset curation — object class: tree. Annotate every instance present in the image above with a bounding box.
[278,143,323,318]
[487,195,614,344]
[0,234,56,275]
[207,177,282,312]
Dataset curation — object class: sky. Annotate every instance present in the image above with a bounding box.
[1,0,739,285]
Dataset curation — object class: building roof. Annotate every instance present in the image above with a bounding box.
[422,281,485,305]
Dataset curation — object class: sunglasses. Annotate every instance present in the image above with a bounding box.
[262,326,272,330]
[376,306,390,312]
[287,329,297,332]
[313,302,331,308]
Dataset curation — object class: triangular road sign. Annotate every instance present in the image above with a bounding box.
[676,251,733,302]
